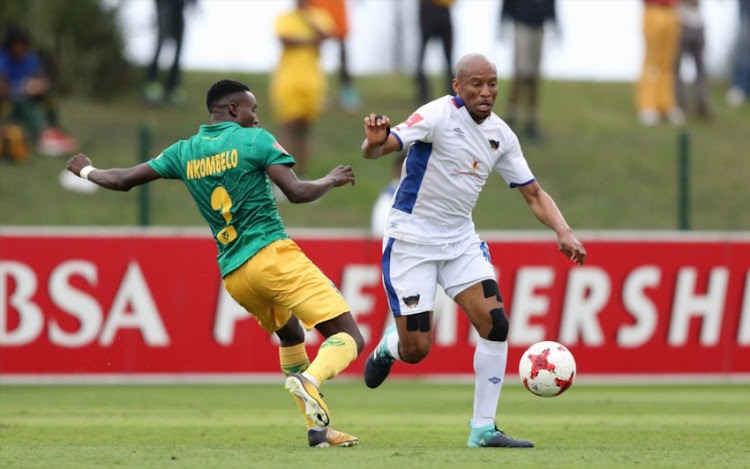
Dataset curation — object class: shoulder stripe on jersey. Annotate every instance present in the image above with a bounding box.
[509,178,536,188]
[393,141,432,214]
[382,237,401,316]
[452,97,465,108]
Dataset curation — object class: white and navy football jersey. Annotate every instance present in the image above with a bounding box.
[386,95,535,244]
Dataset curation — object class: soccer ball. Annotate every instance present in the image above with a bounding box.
[518,341,576,397]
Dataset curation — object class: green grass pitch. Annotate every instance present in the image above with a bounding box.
[1,381,749,468]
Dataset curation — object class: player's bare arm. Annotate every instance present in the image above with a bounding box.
[517,181,587,265]
[361,113,399,159]
[267,163,354,204]
[65,153,162,191]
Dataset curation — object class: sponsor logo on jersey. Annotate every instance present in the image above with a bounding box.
[488,139,499,150]
[451,159,485,180]
[454,127,465,137]
[404,112,424,127]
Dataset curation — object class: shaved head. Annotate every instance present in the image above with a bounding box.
[452,53,498,123]
[455,53,496,83]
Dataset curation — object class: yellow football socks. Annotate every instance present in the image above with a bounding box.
[279,342,311,376]
[279,343,315,429]
[304,332,358,385]
[280,334,358,429]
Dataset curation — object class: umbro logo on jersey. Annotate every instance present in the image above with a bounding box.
[488,139,499,150]
[454,127,465,137]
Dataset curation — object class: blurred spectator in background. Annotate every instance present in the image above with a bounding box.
[0,25,77,161]
[143,0,196,106]
[726,0,750,107]
[416,0,455,106]
[270,0,334,179]
[637,0,684,126]
[499,0,558,142]
[675,0,711,120]
[309,0,360,112]
[370,150,406,237]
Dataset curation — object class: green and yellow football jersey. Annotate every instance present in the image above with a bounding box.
[148,121,295,276]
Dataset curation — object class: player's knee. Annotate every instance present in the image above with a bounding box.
[399,338,431,364]
[487,306,509,342]
[276,317,306,345]
[400,311,431,362]
[398,327,432,364]
[351,330,366,355]
[315,312,365,354]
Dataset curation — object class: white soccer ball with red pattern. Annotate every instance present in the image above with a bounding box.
[518,341,576,397]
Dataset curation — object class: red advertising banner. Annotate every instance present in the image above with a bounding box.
[1,229,749,379]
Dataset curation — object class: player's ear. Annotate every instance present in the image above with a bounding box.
[452,78,460,95]
[227,101,239,118]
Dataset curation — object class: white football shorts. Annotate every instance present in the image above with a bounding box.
[381,233,496,316]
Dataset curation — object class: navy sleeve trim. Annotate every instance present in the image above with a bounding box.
[509,178,536,189]
[392,132,404,152]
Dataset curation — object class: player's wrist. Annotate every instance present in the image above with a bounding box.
[365,139,382,150]
[378,126,391,146]
[555,226,573,237]
[80,165,96,180]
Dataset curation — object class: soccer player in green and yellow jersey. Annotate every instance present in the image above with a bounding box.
[65,79,364,448]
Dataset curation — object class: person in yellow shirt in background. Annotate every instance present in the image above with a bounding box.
[270,0,335,179]
[636,0,684,126]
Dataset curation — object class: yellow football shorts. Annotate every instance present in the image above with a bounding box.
[222,239,349,333]
[270,70,326,123]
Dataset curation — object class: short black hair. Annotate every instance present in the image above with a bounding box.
[3,25,30,50]
[206,79,250,112]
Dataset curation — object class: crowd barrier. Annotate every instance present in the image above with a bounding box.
[1,228,749,381]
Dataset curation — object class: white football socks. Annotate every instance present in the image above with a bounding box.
[472,338,508,428]
[385,328,402,361]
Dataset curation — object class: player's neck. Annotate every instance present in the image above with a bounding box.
[467,111,487,124]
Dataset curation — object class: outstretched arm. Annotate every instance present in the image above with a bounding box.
[517,181,587,265]
[66,153,162,191]
[361,113,401,160]
[267,163,354,204]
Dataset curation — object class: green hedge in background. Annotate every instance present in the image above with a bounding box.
[0,0,136,99]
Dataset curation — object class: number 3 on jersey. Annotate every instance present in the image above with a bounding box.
[211,186,237,244]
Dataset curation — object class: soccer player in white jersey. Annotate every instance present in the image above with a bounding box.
[360,53,587,448]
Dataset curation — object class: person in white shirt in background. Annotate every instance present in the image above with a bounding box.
[369,151,405,237]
